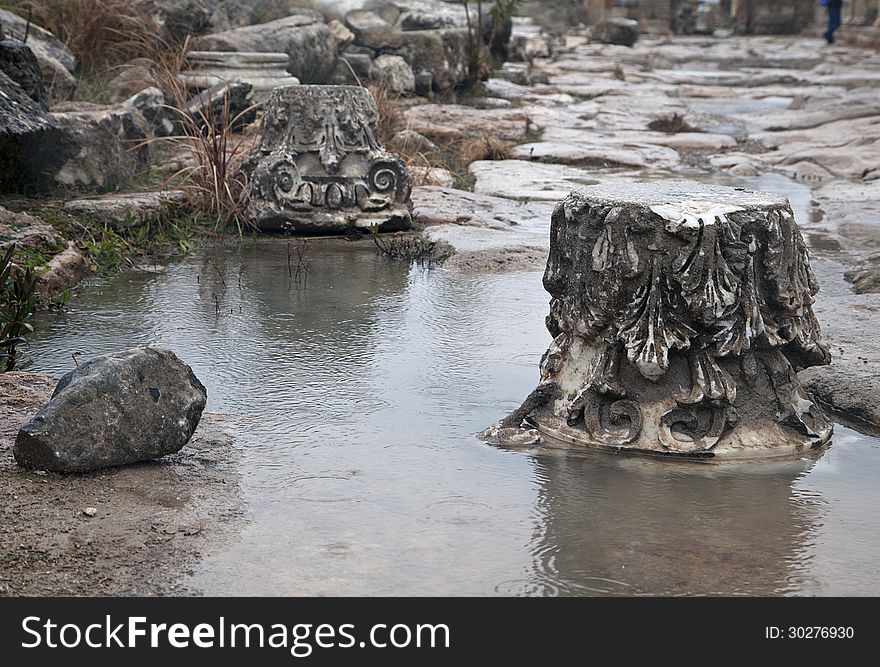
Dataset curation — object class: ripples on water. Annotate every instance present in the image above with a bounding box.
[28,216,880,596]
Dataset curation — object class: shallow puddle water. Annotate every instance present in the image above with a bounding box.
[27,230,880,596]
[25,155,878,595]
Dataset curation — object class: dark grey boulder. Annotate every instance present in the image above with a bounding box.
[0,8,77,101]
[135,0,212,42]
[0,40,48,109]
[0,70,63,191]
[51,102,151,189]
[14,347,207,473]
[844,252,880,294]
[591,18,640,47]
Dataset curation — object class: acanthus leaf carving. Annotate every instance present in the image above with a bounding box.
[619,258,696,381]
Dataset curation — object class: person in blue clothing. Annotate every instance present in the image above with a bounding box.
[824,0,843,44]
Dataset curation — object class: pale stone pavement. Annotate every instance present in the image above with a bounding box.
[408,34,880,403]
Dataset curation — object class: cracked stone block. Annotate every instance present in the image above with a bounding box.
[482,181,833,460]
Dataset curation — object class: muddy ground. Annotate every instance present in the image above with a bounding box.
[0,372,242,596]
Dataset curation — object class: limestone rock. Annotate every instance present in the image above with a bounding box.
[122,87,174,137]
[335,1,507,93]
[469,160,601,202]
[0,40,48,109]
[14,347,207,472]
[383,27,469,91]
[373,54,414,93]
[0,206,62,251]
[51,103,151,189]
[412,185,556,230]
[243,85,412,233]
[64,191,188,228]
[367,0,510,51]
[328,19,355,51]
[192,14,337,83]
[36,241,88,302]
[203,0,321,31]
[310,0,366,21]
[376,0,475,30]
[402,104,532,141]
[391,128,437,153]
[408,165,453,187]
[106,64,161,103]
[511,139,680,170]
[345,10,398,49]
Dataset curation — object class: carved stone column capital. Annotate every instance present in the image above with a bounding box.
[483,181,832,460]
[243,85,412,233]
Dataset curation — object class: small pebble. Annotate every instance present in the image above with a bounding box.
[83,507,97,517]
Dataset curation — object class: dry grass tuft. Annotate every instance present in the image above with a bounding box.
[137,39,258,235]
[647,112,701,134]
[460,135,513,163]
[2,0,170,74]
[367,80,404,145]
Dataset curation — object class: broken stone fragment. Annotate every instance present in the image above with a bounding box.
[182,80,256,132]
[373,54,415,93]
[14,347,207,473]
[122,86,174,137]
[482,181,833,460]
[36,241,88,303]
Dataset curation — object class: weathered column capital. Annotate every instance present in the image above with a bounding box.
[244,85,412,233]
[483,181,832,460]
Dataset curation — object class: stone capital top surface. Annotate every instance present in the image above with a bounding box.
[186,51,290,63]
[570,181,788,210]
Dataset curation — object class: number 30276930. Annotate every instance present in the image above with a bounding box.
[765,626,854,639]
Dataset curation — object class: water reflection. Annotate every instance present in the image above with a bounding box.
[523,450,824,596]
